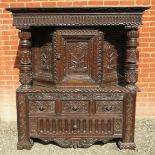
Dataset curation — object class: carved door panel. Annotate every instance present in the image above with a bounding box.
[53,29,103,86]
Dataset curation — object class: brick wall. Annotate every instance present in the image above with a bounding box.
[0,0,155,121]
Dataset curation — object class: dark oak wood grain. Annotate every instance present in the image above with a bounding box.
[7,6,149,150]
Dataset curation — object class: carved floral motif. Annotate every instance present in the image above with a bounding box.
[20,72,32,88]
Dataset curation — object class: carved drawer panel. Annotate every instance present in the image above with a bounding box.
[29,117,122,137]
[96,101,123,114]
[29,101,55,114]
[62,101,89,114]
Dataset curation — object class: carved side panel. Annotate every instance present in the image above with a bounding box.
[40,43,52,74]
[102,28,125,85]
[32,28,54,86]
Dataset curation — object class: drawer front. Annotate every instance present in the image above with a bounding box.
[29,101,55,114]
[62,101,89,114]
[29,116,122,137]
[96,101,123,114]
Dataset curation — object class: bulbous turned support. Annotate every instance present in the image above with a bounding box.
[18,29,32,89]
[124,26,139,91]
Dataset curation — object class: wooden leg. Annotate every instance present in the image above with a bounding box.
[118,93,136,150]
[16,92,33,150]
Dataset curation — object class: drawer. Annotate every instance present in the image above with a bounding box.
[29,116,122,137]
[96,101,123,114]
[29,101,55,113]
[62,101,89,114]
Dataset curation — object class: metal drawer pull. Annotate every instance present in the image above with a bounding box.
[73,124,78,130]
[39,107,45,111]
[72,105,78,111]
[106,106,112,111]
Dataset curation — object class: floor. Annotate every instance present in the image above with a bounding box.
[0,119,154,155]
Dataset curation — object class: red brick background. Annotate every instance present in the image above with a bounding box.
[0,0,155,121]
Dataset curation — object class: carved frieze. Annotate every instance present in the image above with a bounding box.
[27,93,124,101]
[12,14,143,28]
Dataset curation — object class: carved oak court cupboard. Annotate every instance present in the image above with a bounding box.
[7,6,149,150]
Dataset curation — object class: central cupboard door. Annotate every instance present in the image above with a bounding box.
[53,29,103,86]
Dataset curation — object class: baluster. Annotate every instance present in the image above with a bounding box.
[124,26,139,91]
[18,29,32,89]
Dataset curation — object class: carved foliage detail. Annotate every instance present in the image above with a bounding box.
[40,43,52,73]
[66,42,88,73]
[125,70,138,84]
[102,29,124,85]
[20,72,32,87]
[20,50,31,65]
[104,41,118,70]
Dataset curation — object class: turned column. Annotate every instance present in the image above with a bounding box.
[18,29,32,89]
[118,26,139,150]
[124,26,139,90]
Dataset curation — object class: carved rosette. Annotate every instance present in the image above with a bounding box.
[19,30,32,89]
[124,27,139,90]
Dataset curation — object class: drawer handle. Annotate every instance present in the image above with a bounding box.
[106,106,112,111]
[73,124,77,130]
[72,106,78,111]
[39,107,45,111]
